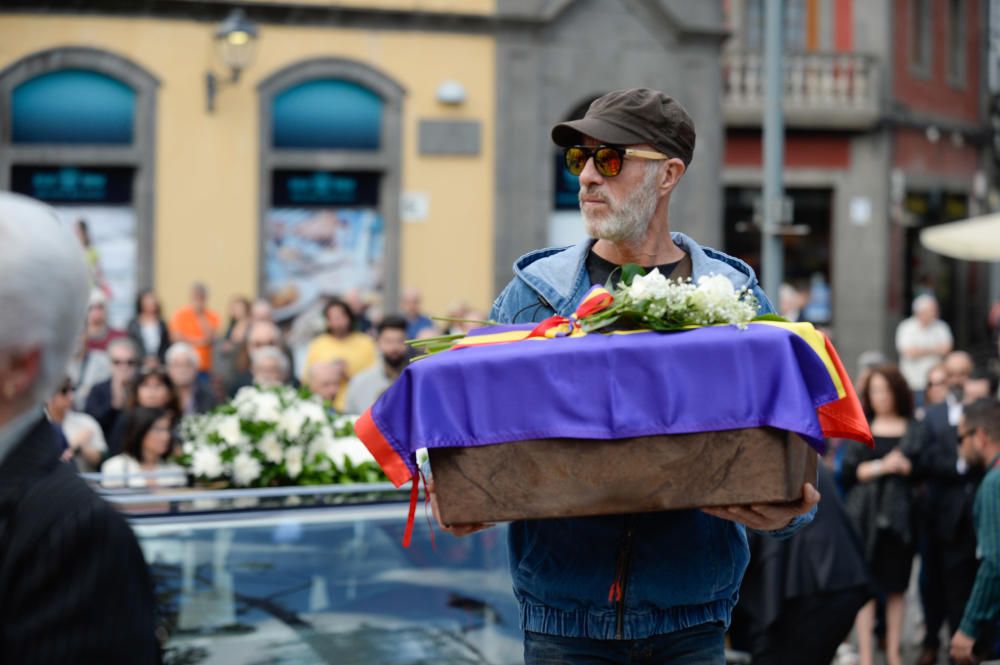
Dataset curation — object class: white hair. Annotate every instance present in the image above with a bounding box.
[165,342,199,366]
[250,345,289,377]
[307,358,346,380]
[912,293,938,313]
[0,193,90,405]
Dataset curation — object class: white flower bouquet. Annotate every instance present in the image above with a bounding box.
[579,268,760,333]
[177,385,385,487]
[408,264,765,358]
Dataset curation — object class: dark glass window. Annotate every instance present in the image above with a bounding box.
[743,0,807,51]
[911,0,932,74]
[947,0,966,85]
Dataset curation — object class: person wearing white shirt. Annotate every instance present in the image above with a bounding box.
[46,377,107,472]
[896,294,953,400]
[102,406,186,489]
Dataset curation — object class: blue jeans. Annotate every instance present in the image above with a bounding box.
[523,622,726,665]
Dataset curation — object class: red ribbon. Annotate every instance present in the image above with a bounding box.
[402,477,420,548]
[527,286,614,340]
[528,316,572,338]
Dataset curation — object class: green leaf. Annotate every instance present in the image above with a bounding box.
[579,315,620,333]
[429,316,497,327]
[407,333,467,347]
[752,313,791,323]
[620,263,646,286]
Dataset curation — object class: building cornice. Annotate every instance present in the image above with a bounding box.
[0,0,730,41]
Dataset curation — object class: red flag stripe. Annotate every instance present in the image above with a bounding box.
[355,407,414,487]
[817,336,874,447]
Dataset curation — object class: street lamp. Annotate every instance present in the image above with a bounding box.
[205,9,259,113]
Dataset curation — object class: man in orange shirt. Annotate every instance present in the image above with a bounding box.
[169,283,220,375]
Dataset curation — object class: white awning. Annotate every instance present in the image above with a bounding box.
[920,213,1000,261]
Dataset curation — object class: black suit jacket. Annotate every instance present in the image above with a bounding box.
[84,378,121,442]
[915,402,981,541]
[0,415,160,664]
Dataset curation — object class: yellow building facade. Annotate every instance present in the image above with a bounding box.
[0,4,497,323]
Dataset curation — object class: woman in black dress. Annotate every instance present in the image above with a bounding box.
[842,364,919,665]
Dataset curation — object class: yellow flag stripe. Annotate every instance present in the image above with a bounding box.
[754,321,846,398]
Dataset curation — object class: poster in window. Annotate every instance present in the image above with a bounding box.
[53,206,137,329]
[10,166,137,328]
[265,171,383,321]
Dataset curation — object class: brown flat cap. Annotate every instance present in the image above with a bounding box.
[551,88,696,166]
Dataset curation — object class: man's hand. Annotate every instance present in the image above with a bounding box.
[427,477,495,537]
[949,629,977,664]
[701,482,820,531]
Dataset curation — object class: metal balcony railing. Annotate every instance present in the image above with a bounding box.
[723,51,881,129]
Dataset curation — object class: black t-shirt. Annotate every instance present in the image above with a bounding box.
[585,250,681,288]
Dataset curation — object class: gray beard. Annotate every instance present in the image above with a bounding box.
[580,165,660,246]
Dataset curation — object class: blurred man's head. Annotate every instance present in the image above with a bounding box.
[165,342,200,389]
[401,288,422,319]
[46,376,75,421]
[945,351,974,394]
[377,315,409,372]
[0,193,89,423]
[250,298,273,323]
[913,294,939,326]
[307,360,346,405]
[778,283,805,320]
[190,282,208,312]
[925,363,949,406]
[959,398,1000,467]
[251,346,289,388]
[343,288,367,316]
[107,337,141,386]
[963,367,998,405]
[246,320,282,352]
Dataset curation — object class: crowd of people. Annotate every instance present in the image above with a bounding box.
[52,280,447,489]
[732,292,1000,665]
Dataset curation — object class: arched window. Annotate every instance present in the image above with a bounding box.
[272,79,382,150]
[12,69,135,144]
[0,48,158,328]
[258,59,404,317]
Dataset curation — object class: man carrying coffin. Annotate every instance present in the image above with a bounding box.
[431,88,820,664]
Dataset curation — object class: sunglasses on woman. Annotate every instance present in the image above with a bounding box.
[563,145,670,177]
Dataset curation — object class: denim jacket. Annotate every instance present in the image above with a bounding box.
[490,233,816,640]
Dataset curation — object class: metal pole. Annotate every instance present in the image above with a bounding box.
[762,0,785,304]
